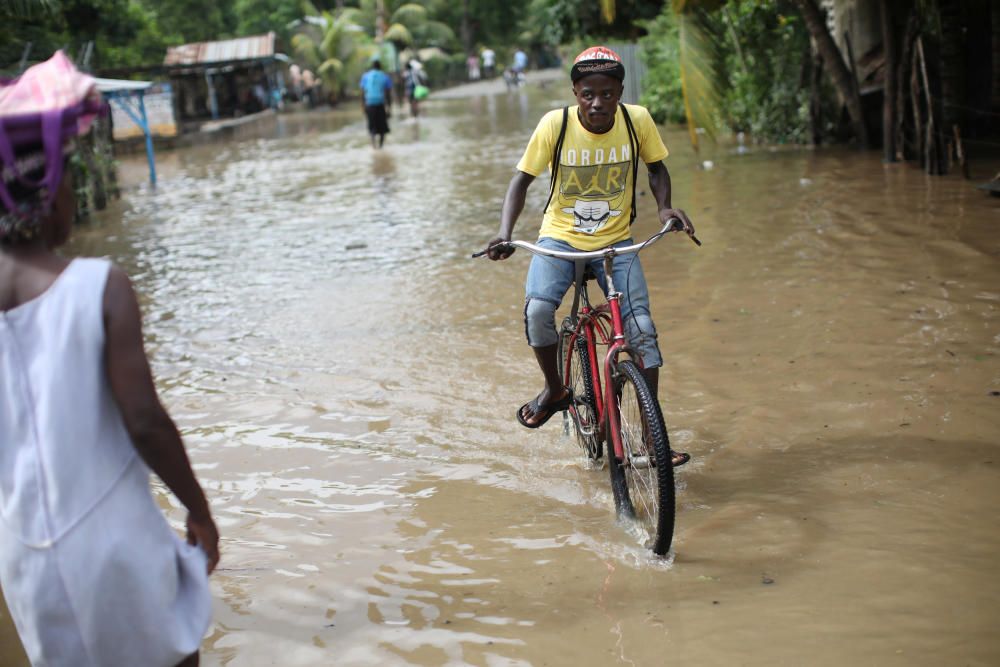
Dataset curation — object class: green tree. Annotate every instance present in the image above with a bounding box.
[232,0,302,41]
[518,0,662,46]
[717,2,813,143]
[291,4,374,100]
[433,0,530,53]
[2,0,168,71]
[152,0,236,44]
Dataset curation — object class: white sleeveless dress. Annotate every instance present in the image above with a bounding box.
[0,258,211,666]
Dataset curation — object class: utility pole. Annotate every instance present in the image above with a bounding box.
[375,0,386,42]
[461,0,472,54]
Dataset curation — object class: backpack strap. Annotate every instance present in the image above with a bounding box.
[619,104,640,225]
[542,106,569,217]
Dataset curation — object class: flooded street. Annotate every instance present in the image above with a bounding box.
[3,72,999,665]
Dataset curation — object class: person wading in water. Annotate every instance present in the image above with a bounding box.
[360,59,393,148]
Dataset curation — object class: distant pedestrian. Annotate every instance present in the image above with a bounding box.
[289,63,303,100]
[360,59,393,148]
[0,51,218,667]
[512,48,529,75]
[481,47,496,78]
[403,61,426,119]
[302,68,317,106]
[403,62,420,118]
[467,53,481,81]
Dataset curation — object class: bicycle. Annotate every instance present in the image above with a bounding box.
[474,218,699,555]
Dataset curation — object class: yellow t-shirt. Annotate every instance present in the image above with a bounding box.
[516,103,668,251]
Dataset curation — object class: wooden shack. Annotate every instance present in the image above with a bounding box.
[164,32,288,130]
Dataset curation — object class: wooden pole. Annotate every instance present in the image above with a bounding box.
[810,44,824,146]
[916,37,940,174]
[896,13,917,161]
[952,124,968,179]
[910,41,923,166]
[843,30,865,141]
[880,0,898,162]
[993,2,1000,113]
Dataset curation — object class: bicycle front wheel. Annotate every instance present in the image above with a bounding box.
[558,318,601,460]
[610,360,675,555]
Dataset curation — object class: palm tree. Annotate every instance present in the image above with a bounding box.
[669,1,723,150]
[292,5,374,102]
[384,2,458,52]
[604,0,722,150]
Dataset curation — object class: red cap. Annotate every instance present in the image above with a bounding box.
[571,46,625,82]
[573,46,622,64]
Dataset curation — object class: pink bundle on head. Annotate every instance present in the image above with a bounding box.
[0,51,102,239]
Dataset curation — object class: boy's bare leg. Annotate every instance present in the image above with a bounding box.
[518,343,569,425]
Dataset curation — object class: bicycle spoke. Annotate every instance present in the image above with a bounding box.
[559,319,601,460]
[619,382,659,528]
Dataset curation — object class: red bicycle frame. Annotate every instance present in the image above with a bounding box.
[561,253,643,462]
[474,217,689,459]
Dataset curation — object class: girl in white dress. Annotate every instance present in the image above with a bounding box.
[0,53,219,667]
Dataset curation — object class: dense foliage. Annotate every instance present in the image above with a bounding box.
[640,0,822,144]
[517,0,662,46]
[1,0,169,71]
[2,0,838,145]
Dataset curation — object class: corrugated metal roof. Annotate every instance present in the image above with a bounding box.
[164,32,275,67]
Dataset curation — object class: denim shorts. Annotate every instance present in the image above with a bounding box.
[524,237,662,368]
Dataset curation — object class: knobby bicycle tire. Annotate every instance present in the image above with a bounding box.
[559,318,601,460]
[608,360,675,555]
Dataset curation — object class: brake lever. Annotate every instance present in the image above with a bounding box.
[471,242,513,258]
[667,218,702,246]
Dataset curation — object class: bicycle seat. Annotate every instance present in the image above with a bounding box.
[582,266,598,282]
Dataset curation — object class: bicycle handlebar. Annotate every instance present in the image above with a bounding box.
[472,217,700,259]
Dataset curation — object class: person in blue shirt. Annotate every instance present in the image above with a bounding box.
[359,59,393,148]
[512,49,528,74]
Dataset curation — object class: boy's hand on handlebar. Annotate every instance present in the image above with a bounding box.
[660,208,695,236]
[485,237,515,261]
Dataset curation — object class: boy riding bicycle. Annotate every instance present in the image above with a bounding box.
[485,46,695,467]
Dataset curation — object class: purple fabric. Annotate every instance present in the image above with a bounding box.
[0,101,101,216]
[0,63,103,224]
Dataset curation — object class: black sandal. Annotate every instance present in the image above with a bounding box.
[516,390,573,429]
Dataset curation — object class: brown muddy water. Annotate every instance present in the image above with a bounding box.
[2,72,999,666]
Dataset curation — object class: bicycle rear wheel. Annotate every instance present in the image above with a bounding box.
[558,318,601,460]
[609,360,675,555]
